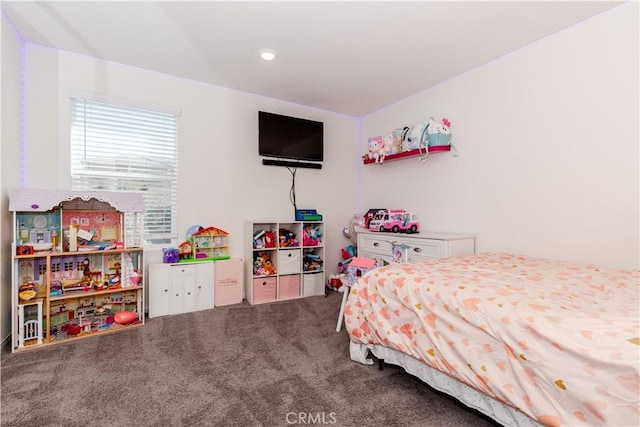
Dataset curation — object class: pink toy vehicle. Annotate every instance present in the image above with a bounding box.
[368,209,419,233]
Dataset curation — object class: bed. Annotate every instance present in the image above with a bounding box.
[344,252,639,427]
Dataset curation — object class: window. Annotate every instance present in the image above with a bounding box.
[70,98,178,244]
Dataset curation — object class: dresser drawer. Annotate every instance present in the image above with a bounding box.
[358,233,392,256]
[402,238,447,261]
[252,277,276,303]
[277,249,301,275]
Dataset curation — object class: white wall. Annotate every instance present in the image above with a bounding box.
[361,3,639,269]
[1,13,24,346]
[18,44,360,282]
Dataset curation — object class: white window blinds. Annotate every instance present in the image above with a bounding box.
[70,98,178,244]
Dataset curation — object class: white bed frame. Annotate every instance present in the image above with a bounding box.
[350,342,543,427]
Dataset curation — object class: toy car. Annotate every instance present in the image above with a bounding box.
[368,209,419,233]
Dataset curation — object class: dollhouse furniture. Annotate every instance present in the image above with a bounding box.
[17,299,43,348]
[335,257,378,332]
[9,188,145,352]
[244,220,325,304]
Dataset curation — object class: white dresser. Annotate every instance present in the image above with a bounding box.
[357,229,475,264]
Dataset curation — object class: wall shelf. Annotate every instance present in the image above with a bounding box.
[363,146,450,165]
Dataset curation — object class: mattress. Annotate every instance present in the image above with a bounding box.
[345,253,639,427]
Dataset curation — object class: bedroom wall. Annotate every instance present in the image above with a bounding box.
[360,2,639,269]
[1,13,24,346]
[14,43,360,286]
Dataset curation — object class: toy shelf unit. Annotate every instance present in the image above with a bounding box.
[9,188,145,353]
[244,220,325,305]
[178,226,230,262]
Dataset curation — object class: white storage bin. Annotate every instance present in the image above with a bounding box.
[303,273,324,297]
[277,249,301,275]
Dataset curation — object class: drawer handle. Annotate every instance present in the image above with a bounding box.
[287,253,292,258]
[175,293,179,296]
[373,242,380,247]
[198,285,202,289]
[413,247,422,253]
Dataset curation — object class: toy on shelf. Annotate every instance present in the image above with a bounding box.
[279,228,298,247]
[254,252,276,276]
[162,247,180,264]
[302,224,322,246]
[178,225,230,262]
[303,251,323,272]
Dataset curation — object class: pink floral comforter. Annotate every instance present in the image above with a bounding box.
[345,253,639,427]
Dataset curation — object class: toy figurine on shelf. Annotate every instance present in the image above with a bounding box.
[303,252,323,272]
[278,228,298,247]
[254,252,276,276]
[302,224,322,246]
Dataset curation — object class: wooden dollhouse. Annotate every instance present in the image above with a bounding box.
[9,188,145,352]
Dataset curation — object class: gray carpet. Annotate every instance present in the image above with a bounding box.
[1,291,498,427]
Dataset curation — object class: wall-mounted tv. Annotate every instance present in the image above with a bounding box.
[258,111,324,162]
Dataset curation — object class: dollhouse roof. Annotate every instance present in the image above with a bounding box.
[9,188,145,213]
[193,226,228,236]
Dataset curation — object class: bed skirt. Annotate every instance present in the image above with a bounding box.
[350,342,543,427]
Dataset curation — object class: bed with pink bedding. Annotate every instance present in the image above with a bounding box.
[345,253,639,427]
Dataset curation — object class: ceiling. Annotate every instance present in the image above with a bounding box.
[1,1,623,117]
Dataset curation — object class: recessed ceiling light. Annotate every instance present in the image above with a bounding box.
[259,48,278,61]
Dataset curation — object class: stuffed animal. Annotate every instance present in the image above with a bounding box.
[367,136,385,163]
[427,117,451,147]
[279,228,298,247]
[338,244,357,274]
[162,247,180,264]
[254,252,276,275]
[407,119,430,150]
[303,224,322,246]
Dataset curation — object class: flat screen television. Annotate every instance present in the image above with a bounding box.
[258,111,324,162]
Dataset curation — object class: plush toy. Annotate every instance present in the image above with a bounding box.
[383,130,404,156]
[427,117,451,147]
[279,228,298,247]
[254,252,276,275]
[367,136,385,163]
[338,244,357,274]
[162,247,180,264]
[303,253,323,272]
[407,119,430,150]
[303,224,322,246]
[264,230,276,248]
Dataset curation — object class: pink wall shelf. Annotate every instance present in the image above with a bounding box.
[363,146,451,165]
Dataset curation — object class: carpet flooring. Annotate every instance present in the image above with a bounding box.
[1,291,499,427]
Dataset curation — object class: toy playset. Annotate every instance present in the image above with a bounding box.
[368,209,419,233]
[167,225,231,264]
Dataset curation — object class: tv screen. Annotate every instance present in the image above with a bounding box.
[258,111,324,162]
